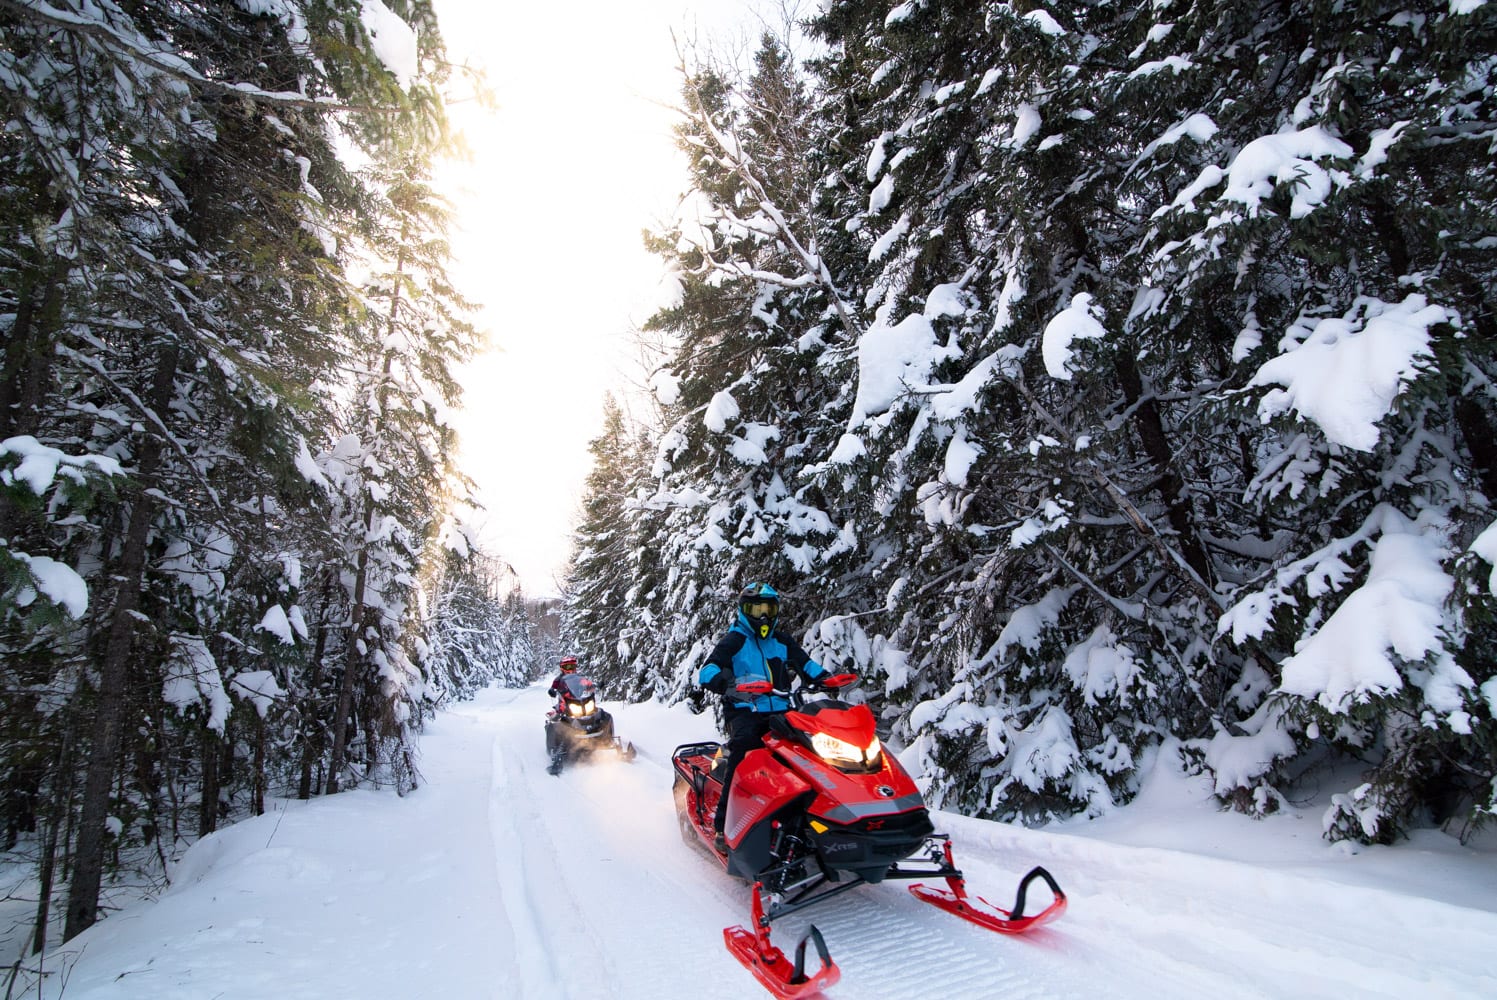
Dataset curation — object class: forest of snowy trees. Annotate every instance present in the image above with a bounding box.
[5,0,1497,972]
[0,0,547,957]
[563,0,1497,849]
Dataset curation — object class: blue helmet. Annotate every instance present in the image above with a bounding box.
[737,582,780,639]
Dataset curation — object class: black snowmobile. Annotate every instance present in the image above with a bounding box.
[544,673,636,775]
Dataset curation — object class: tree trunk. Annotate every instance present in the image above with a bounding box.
[159,709,182,848]
[1451,276,1497,501]
[327,494,377,796]
[31,729,72,956]
[327,251,405,795]
[325,539,371,795]
[0,257,65,441]
[0,256,68,541]
[1113,349,1214,588]
[198,726,220,839]
[252,713,266,816]
[297,588,333,800]
[63,345,179,942]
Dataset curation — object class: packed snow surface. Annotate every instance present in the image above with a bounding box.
[20,686,1497,999]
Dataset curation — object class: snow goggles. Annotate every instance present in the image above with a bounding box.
[742,599,778,619]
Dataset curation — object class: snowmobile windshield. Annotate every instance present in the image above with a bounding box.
[558,674,595,699]
[787,703,883,771]
[558,675,598,717]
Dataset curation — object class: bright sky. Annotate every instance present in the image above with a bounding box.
[433,1,768,597]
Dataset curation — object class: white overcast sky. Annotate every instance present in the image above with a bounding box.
[432,0,777,598]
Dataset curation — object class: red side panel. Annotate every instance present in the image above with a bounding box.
[764,737,924,823]
[724,748,812,846]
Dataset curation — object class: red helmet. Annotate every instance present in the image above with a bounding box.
[559,656,578,672]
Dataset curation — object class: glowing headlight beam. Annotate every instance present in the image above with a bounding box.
[811,732,882,767]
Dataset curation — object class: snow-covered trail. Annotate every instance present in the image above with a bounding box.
[24,685,1497,999]
[469,689,1119,1000]
[28,691,525,999]
[466,688,1497,1000]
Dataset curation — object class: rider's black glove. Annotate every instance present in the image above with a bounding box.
[686,688,706,714]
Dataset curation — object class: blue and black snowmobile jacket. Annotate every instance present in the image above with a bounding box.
[698,618,828,713]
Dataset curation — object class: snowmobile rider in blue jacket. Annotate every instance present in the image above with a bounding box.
[698,582,829,847]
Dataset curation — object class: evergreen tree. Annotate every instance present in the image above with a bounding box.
[566,0,1497,844]
[423,549,526,699]
[0,0,486,946]
[563,395,649,692]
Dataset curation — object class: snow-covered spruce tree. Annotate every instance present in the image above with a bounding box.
[0,439,120,884]
[528,597,563,679]
[571,0,1494,843]
[610,34,860,704]
[497,588,537,686]
[320,158,480,794]
[0,4,208,915]
[849,0,1494,837]
[1140,0,1497,841]
[0,0,357,942]
[562,395,654,694]
[421,549,526,699]
[795,0,1231,821]
[0,0,475,943]
[735,0,1492,838]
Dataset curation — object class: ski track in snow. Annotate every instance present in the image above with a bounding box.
[21,684,1497,1000]
[478,691,780,998]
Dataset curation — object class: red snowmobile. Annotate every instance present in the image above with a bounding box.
[672,675,1066,998]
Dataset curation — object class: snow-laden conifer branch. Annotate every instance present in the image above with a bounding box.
[0,0,409,115]
[995,364,1225,612]
[674,50,865,342]
[55,344,227,516]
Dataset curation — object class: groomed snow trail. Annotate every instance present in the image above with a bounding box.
[470,688,1110,1000]
[24,684,1497,999]
[463,687,1497,1000]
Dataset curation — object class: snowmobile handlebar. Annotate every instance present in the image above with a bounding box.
[727,673,860,706]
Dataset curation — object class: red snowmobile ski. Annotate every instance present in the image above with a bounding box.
[672,676,1066,998]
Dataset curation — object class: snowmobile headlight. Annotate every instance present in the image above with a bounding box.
[568,698,596,717]
[811,732,882,769]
